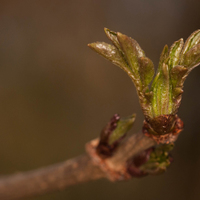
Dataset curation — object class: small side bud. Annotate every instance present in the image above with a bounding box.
[127,144,174,177]
[96,114,136,158]
[127,148,153,177]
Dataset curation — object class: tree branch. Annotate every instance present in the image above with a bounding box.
[0,133,155,200]
[0,154,105,200]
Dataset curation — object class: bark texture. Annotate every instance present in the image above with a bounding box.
[0,154,104,200]
[0,133,155,200]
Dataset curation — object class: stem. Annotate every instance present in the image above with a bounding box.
[0,133,155,200]
[0,154,105,200]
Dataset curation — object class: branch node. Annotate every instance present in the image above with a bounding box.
[86,138,131,181]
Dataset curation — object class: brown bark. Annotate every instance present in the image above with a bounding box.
[0,154,104,200]
[0,133,155,200]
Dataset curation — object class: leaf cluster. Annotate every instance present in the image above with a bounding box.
[88,29,200,119]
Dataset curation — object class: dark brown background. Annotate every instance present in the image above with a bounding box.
[0,1,200,200]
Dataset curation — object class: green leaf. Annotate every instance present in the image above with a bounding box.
[160,63,172,115]
[88,30,155,119]
[108,114,136,145]
[173,87,183,98]
[139,57,155,88]
[104,28,130,70]
[158,45,169,72]
[116,32,155,118]
[168,38,184,70]
[88,42,131,74]
[181,29,200,57]
[181,43,200,70]
[151,45,168,90]
[152,63,172,116]
[170,65,188,89]
[104,28,122,51]
[116,32,142,81]
[171,43,200,114]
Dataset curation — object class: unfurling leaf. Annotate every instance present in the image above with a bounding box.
[108,114,136,145]
[152,63,172,116]
[181,43,200,70]
[116,32,142,81]
[96,114,136,158]
[180,29,200,57]
[168,38,184,69]
[89,29,154,119]
[170,65,188,89]
[157,45,169,73]
[104,28,122,51]
[88,42,131,75]
[139,57,154,88]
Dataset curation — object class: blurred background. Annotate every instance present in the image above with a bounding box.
[0,0,200,199]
